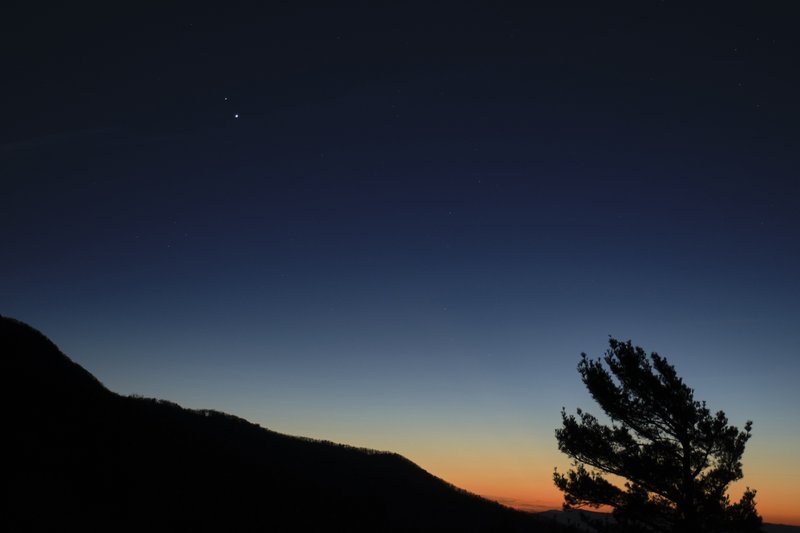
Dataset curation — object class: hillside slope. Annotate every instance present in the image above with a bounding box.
[1,316,566,532]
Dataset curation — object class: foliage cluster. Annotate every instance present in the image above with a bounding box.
[555,339,762,533]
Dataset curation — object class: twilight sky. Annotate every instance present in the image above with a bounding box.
[3,2,799,524]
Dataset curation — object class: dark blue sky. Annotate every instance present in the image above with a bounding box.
[3,2,800,521]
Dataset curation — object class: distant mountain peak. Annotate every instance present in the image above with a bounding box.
[2,315,560,532]
[0,315,108,401]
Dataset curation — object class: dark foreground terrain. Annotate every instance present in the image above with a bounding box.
[2,315,570,532]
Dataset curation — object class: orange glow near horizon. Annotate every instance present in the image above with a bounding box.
[412,452,800,527]
[468,482,800,527]
[263,408,800,528]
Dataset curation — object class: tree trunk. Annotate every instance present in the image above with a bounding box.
[679,437,699,533]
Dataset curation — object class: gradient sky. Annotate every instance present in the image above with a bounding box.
[3,2,799,525]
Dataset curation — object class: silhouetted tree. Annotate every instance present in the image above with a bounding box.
[554,338,762,533]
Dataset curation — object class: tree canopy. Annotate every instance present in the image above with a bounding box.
[554,338,761,533]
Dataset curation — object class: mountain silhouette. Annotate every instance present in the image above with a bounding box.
[1,315,569,532]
